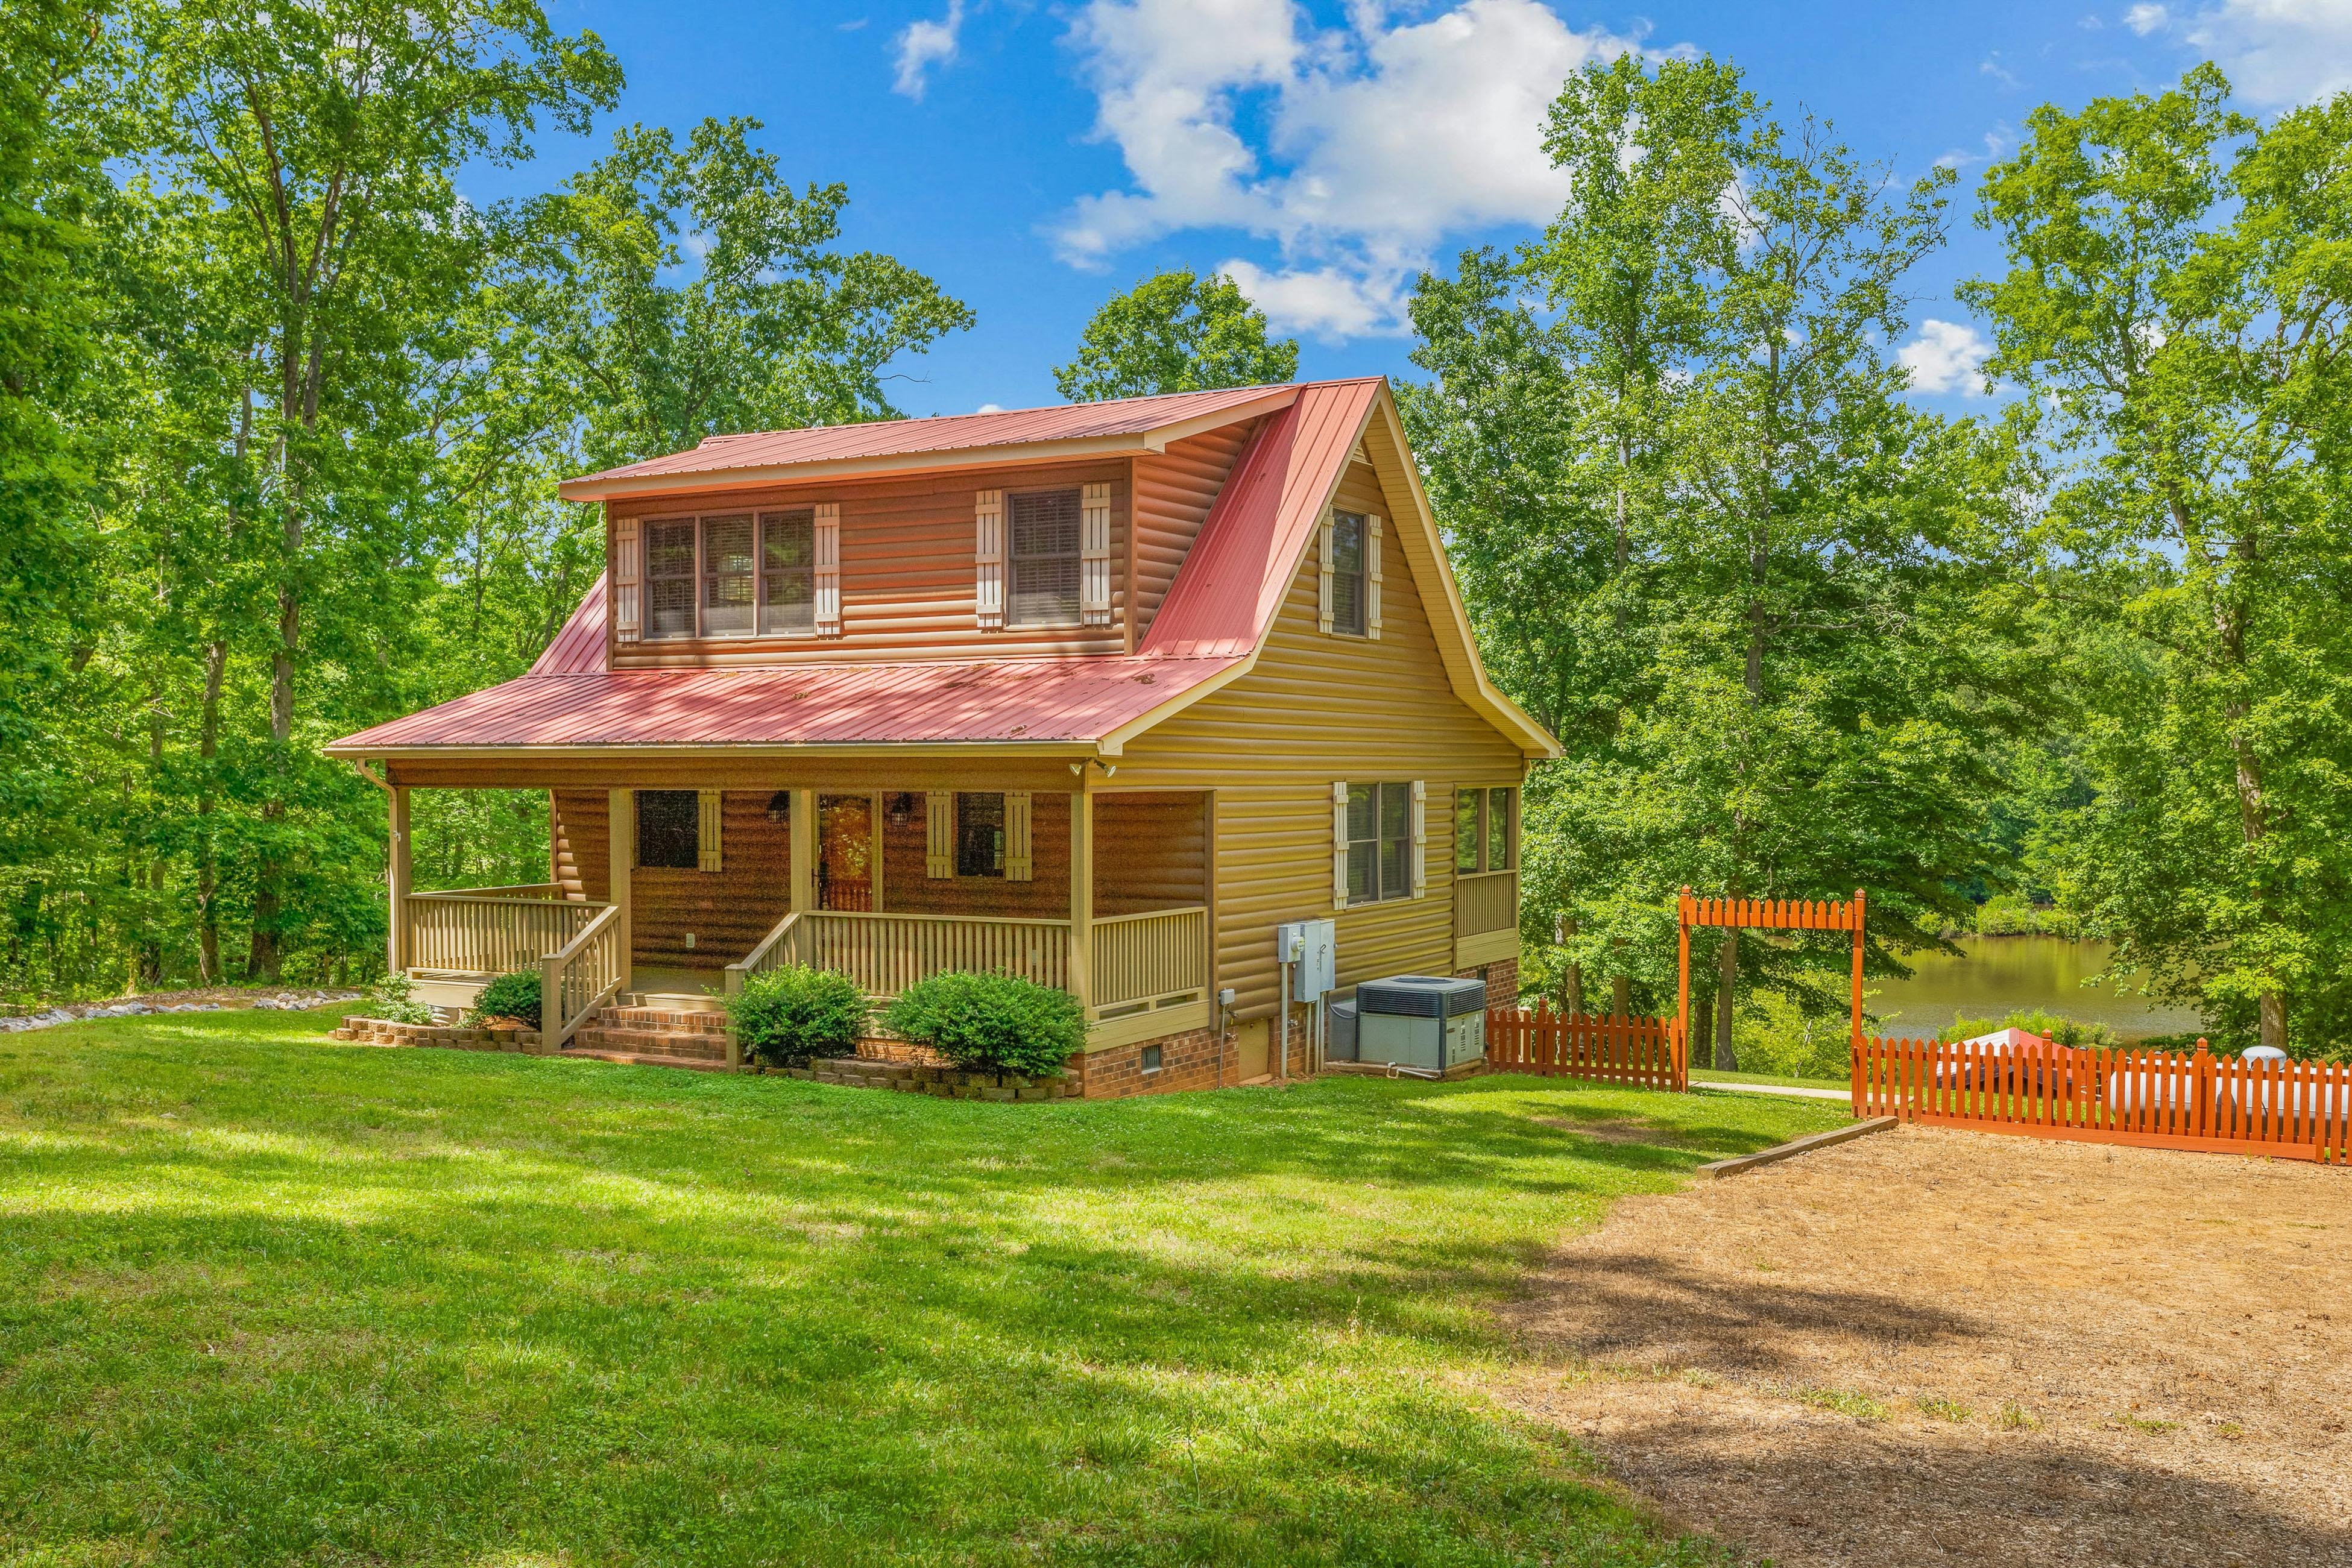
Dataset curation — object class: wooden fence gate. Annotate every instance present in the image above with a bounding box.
[1679,888,1867,1064]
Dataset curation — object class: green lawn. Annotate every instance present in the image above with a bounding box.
[1689,1067,1850,1092]
[0,1008,1843,1566]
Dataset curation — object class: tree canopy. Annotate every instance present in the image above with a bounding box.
[1053,268,1297,401]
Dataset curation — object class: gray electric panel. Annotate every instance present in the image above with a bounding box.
[1354,975,1486,1071]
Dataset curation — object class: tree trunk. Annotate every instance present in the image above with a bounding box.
[137,696,165,989]
[1714,932,1738,1071]
[197,639,225,984]
[1613,973,1632,1020]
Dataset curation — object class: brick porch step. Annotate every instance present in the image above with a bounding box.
[568,1026,729,1060]
[597,1006,730,1033]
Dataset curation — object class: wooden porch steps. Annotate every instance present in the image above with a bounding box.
[563,1003,733,1069]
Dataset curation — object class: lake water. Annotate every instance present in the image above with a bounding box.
[1871,936,2205,1042]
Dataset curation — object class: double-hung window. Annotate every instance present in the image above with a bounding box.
[1008,488,1082,627]
[639,511,833,640]
[1328,512,1368,635]
[761,509,816,635]
[955,792,1005,877]
[1345,782,1416,904]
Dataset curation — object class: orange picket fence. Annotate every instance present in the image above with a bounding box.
[1852,1036,2352,1162]
[1486,1006,1688,1091]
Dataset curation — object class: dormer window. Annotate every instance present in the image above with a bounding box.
[1008,488,1082,628]
[637,509,837,640]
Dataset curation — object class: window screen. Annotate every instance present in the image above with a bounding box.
[956,792,1004,878]
[1009,488,1081,627]
[1487,787,1513,872]
[636,790,700,869]
[1346,781,1413,903]
[1457,789,1483,872]
[1329,512,1367,635]
[702,515,755,636]
[761,510,816,635]
[645,520,697,640]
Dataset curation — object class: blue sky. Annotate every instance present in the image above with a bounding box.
[472,0,2352,420]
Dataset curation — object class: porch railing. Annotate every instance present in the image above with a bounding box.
[1455,869,1518,938]
[724,905,1208,1021]
[404,887,605,977]
[726,909,1073,999]
[1092,906,1208,1015]
[540,904,626,1048]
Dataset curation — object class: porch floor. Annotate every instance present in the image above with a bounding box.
[626,966,727,1011]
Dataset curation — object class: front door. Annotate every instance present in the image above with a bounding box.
[816,794,875,912]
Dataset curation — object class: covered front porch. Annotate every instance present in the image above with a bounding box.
[385,782,1212,1054]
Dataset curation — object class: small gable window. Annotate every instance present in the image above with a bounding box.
[1328,512,1367,636]
[1008,488,1082,628]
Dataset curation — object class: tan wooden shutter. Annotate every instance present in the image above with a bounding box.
[925,791,954,878]
[1317,511,1335,634]
[697,789,722,873]
[1004,792,1033,881]
[1079,482,1112,626]
[974,490,1004,630]
[1366,514,1384,640]
[613,515,642,643]
[1409,779,1426,898]
[1331,781,1350,909]
[814,502,842,637]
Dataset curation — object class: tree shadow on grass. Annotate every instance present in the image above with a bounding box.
[1553,1400,2350,1568]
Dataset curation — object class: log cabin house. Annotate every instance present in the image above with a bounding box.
[326,377,1559,1095]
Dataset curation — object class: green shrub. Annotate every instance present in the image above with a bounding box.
[467,969,542,1027]
[729,965,868,1067]
[881,971,1083,1078]
[1936,1008,2117,1048]
[365,974,434,1027]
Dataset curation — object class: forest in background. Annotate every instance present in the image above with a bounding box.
[4,2,2348,1060]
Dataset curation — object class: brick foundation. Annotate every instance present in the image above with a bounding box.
[1455,958,1519,1009]
[332,1015,544,1053]
[1069,1025,1228,1098]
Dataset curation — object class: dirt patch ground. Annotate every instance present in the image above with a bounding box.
[1494,1122,2351,1568]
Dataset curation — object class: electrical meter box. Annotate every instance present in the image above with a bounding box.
[1274,918,1336,1001]
[1355,975,1488,1071]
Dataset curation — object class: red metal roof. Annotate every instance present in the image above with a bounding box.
[559,382,1305,499]
[329,655,1243,752]
[1141,380,1379,659]
[531,575,608,676]
[332,376,1420,757]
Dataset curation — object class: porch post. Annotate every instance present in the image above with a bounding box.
[789,789,816,913]
[386,784,411,977]
[1070,787,1093,1016]
[608,789,633,990]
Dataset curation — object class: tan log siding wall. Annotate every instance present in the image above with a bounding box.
[1130,423,1253,643]
[551,797,588,900]
[606,461,1129,667]
[880,791,1072,919]
[1093,792,1208,916]
[552,791,610,902]
[552,789,792,967]
[1114,458,1525,1018]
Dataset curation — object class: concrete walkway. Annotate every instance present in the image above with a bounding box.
[1689,1076,1851,1103]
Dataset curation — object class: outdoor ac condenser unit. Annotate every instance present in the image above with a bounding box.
[1354,975,1487,1072]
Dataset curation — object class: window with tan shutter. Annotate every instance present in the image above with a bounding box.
[644,520,697,640]
[1328,512,1368,636]
[1342,781,1417,904]
[1009,488,1082,627]
[759,509,816,635]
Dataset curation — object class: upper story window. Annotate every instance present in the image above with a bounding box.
[1329,512,1368,635]
[640,511,830,640]
[761,510,816,635]
[1008,488,1082,628]
[1457,786,1517,874]
[1345,781,1415,904]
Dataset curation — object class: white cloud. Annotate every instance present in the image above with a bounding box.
[1899,319,1994,397]
[2127,1,2352,104]
[975,402,1005,413]
[1220,258,1404,341]
[1057,0,1650,335]
[1980,52,2020,87]
[893,1,964,100]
